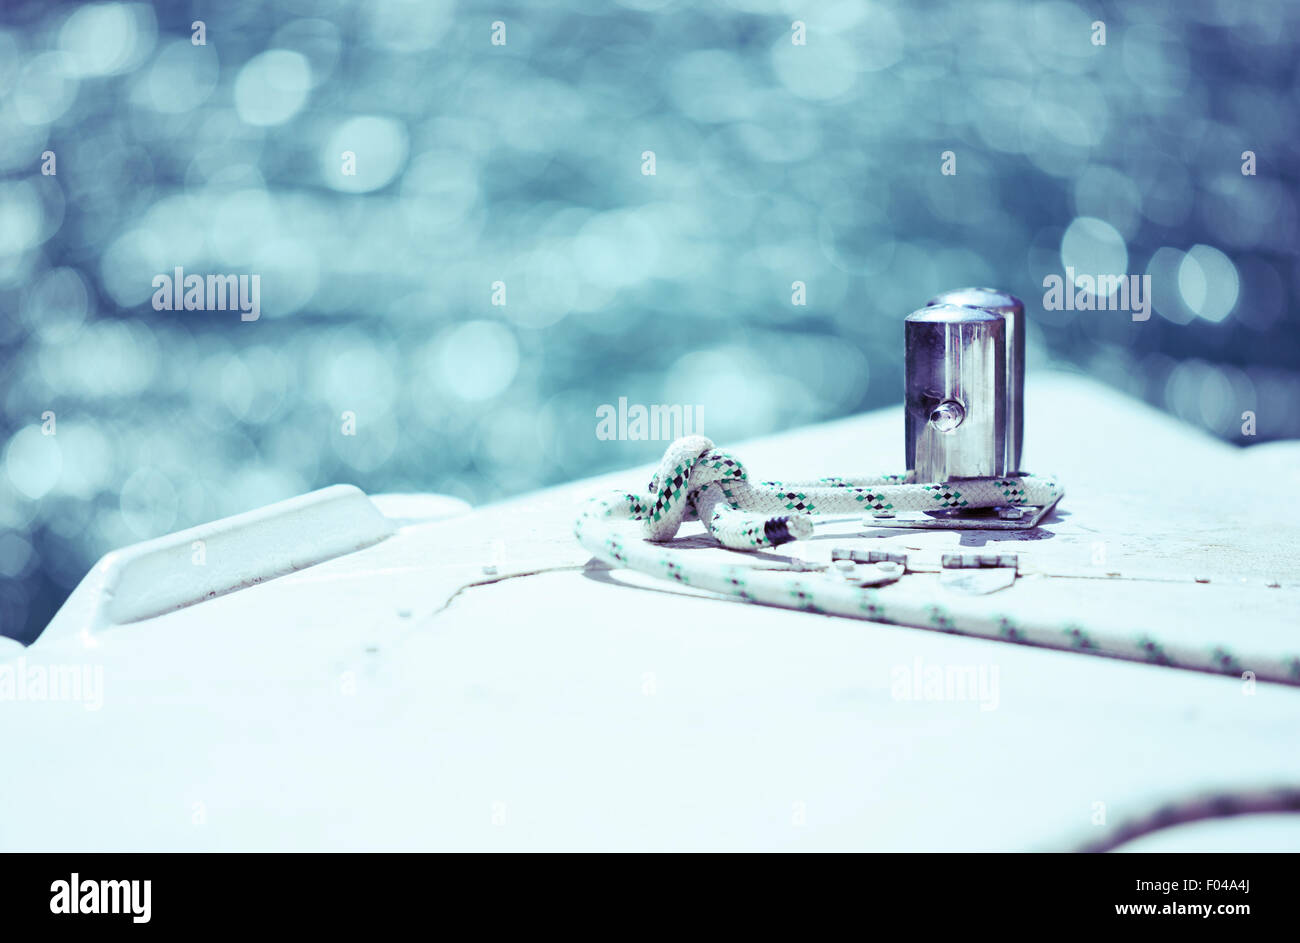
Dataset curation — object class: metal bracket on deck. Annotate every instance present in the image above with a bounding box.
[939,552,1020,595]
[830,548,907,587]
[865,493,1060,531]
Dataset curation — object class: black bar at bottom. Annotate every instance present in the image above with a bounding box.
[0,852,1288,931]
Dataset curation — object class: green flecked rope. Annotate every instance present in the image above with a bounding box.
[636,435,1063,549]
[574,435,1300,687]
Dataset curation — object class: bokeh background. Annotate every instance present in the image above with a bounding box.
[2,0,1297,642]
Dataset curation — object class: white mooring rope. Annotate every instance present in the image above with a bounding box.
[574,435,1300,687]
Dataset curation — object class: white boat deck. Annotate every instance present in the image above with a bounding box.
[5,373,1299,851]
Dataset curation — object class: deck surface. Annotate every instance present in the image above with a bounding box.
[6,373,1300,851]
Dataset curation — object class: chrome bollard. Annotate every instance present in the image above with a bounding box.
[904,304,1007,481]
[926,287,1026,474]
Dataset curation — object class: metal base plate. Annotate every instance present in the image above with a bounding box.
[867,496,1060,531]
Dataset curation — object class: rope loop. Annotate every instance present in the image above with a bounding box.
[573,438,1300,684]
[581,436,1064,552]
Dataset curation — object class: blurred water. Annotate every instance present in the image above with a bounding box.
[2,0,1298,641]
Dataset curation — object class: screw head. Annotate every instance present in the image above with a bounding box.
[928,400,965,433]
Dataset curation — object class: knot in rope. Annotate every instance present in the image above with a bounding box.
[578,436,1064,553]
[571,439,1300,686]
